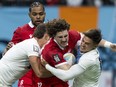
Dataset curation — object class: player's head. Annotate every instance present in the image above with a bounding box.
[80,29,102,53]
[29,2,46,27]
[46,18,70,48]
[33,23,50,46]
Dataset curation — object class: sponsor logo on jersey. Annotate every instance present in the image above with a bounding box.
[29,34,33,38]
[33,45,39,52]
[53,54,61,62]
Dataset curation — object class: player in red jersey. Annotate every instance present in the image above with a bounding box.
[32,18,81,87]
[3,2,46,87]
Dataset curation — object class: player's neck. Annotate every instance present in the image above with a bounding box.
[36,38,44,48]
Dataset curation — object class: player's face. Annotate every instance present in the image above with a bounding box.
[80,36,97,53]
[54,30,69,48]
[29,6,46,27]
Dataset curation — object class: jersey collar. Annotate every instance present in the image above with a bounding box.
[54,39,68,50]
[28,21,35,28]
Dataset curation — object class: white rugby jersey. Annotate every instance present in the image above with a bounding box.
[73,49,101,87]
[0,38,40,86]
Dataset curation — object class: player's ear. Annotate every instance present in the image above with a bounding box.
[44,33,50,40]
[93,44,98,49]
[28,12,31,18]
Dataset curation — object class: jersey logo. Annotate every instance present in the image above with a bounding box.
[29,34,33,38]
[19,80,24,86]
[37,82,42,87]
[53,54,61,62]
[33,45,39,52]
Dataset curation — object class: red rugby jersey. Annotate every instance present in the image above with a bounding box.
[32,30,81,87]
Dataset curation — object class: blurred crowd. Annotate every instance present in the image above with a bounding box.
[0,0,115,7]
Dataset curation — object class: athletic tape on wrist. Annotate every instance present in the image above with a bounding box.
[104,41,112,48]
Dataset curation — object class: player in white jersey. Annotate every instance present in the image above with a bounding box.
[0,23,50,87]
[41,29,107,87]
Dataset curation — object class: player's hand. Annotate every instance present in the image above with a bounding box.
[2,42,14,56]
[6,42,14,50]
[110,43,116,52]
[41,56,48,66]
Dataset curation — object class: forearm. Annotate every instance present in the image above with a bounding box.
[38,65,53,78]
[33,65,53,78]
[45,64,85,81]
[30,59,53,78]
[99,39,112,48]
[2,48,8,56]
[2,42,14,56]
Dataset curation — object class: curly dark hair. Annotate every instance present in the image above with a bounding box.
[46,19,70,37]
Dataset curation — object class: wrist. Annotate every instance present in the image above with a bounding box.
[104,41,112,48]
[45,64,49,68]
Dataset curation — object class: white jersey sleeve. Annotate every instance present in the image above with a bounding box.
[19,38,40,57]
[25,43,40,57]
[45,63,85,81]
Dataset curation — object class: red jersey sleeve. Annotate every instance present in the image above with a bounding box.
[11,24,35,44]
[11,27,22,44]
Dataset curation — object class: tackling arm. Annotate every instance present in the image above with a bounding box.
[45,64,85,81]
[99,39,116,51]
[29,56,53,78]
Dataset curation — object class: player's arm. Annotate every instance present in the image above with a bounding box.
[29,56,43,77]
[42,54,95,81]
[29,56,53,78]
[2,42,14,56]
[55,53,75,70]
[56,63,71,70]
[98,39,116,51]
[45,64,85,81]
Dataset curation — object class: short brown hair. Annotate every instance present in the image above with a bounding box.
[33,23,47,39]
[83,29,102,44]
